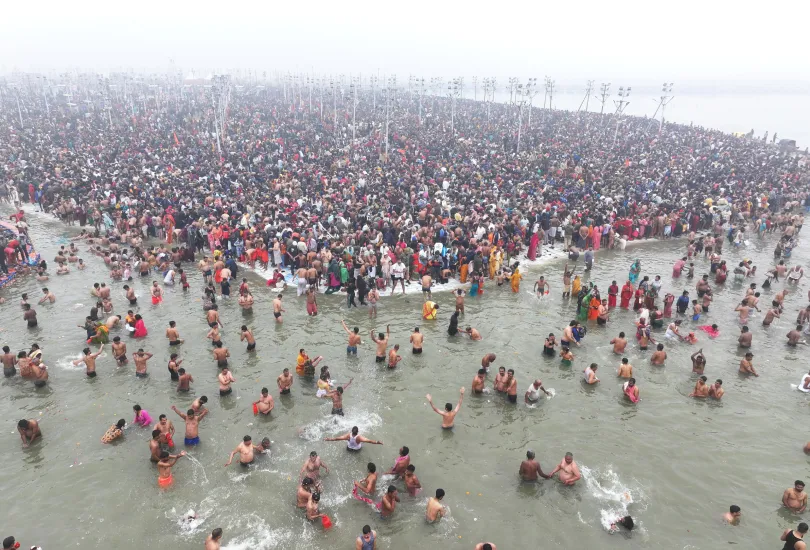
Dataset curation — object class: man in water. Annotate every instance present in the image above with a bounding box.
[165,320,184,346]
[218,367,236,396]
[780,522,808,550]
[297,477,314,508]
[157,449,186,487]
[370,325,390,363]
[481,353,497,371]
[205,528,223,550]
[610,332,627,354]
[342,320,362,355]
[272,294,285,323]
[583,363,599,384]
[493,366,508,393]
[277,368,293,395]
[549,452,581,485]
[224,435,263,467]
[410,327,424,354]
[306,492,325,522]
[472,369,487,394]
[426,489,446,523]
[149,429,163,462]
[325,379,353,415]
[738,326,753,348]
[72,345,104,377]
[387,344,402,369]
[519,450,550,481]
[783,480,808,513]
[171,406,208,446]
[739,352,758,376]
[254,387,274,415]
[788,326,807,346]
[379,486,400,518]
[300,451,329,492]
[691,349,706,374]
[525,379,550,403]
[352,463,378,504]
[356,526,377,550]
[212,342,230,368]
[426,387,465,428]
[689,376,710,398]
[133,349,153,378]
[154,414,176,448]
[723,505,742,525]
[239,325,256,352]
[17,418,41,448]
[709,379,724,399]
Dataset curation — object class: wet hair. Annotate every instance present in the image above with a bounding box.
[169,320,176,327]
[436,488,445,499]
[799,523,809,533]
[730,505,740,513]
[478,368,486,375]
[796,480,806,487]
[116,419,126,429]
[387,485,397,494]
[590,363,598,370]
[507,368,515,375]
[199,396,208,404]
[159,450,170,459]
[302,477,313,486]
[133,404,142,412]
[621,358,628,364]
[351,426,359,435]
[619,331,625,338]
[2,346,8,353]
[483,545,493,550]
[152,429,161,439]
[406,464,416,473]
[3,537,16,549]
[178,368,186,375]
[312,492,321,502]
[400,446,409,456]
[700,375,708,382]
[17,419,29,429]
[618,516,634,530]
[527,450,535,459]
[368,462,376,473]
[211,528,223,539]
[243,435,252,442]
[444,402,452,411]
[159,414,166,420]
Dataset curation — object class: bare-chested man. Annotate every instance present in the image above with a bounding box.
[379,486,400,518]
[205,529,223,550]
[650,343,667,365]
[455,288,465,314]
[353,463,378,501]
[610,332,628,354]
[493,366,508,393]
[410,327,424,354]
[739,352,758,376]
[472,369,487,393]
[788,325,807,346]
[783,481,808,513]
[763,301,782,326]
[426,387,465,428]
[1,346,17,377]
[325,379,353,415]
[738,326,753,347]
[689,375,710,398]
[154,414,176,448]
[371,325,390,363]
[240,325,256,352]
[212,342,230,368]
[17,418,41,448]
[277,368,293,395]
[254,387,274,415]
[166,320,184,346]
[297,477,315,508]
[171,406,208,446]
[72,345,104,377]
[133,349,153,378]
[481,353,497,371]
[218,367,236,396]
[225,435,263,467]
[342,320,362,355]
[519,450,550,481]
[617,358,633,378]
[691,349,706,374]
[272,294,285,323]
[426,489,446,523]
[421,274,432,300]
[549,452,581,486]
[300,451,329,492]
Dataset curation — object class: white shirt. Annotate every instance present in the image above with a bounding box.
[391,263,405,278]
[525,384,543,402]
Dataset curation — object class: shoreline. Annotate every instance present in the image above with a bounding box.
[10,202,686,298]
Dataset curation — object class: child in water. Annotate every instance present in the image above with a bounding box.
[609,515,634,533]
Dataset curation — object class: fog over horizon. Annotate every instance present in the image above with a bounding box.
[2,0,808,89]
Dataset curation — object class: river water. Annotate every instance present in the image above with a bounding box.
[2,208,809,550]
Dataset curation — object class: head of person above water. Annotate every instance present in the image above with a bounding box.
[564,452,574,464]
[399,446,409,457]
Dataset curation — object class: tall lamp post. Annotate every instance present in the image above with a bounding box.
[612,86,632,147]
[447,77,462,136]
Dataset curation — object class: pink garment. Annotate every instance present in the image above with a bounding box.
[352,486,374,505]
[527,233,539,261]
[698,325,719,338]
[592,226,601,250]
[623,384,639,403]
[134,410,152,426]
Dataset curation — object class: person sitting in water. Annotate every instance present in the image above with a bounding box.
[101,419,126,443]
[609,515,635,533]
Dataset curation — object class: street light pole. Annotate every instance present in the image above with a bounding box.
[612,86,632,147]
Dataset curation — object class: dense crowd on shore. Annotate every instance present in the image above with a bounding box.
[1,81,809,287]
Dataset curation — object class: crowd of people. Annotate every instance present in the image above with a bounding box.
[3,76,810,549]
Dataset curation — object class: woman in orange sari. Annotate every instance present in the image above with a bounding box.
[510,266,522,293]
[460,260,469,284]
[588,294,600,321]
[163,212,176,244]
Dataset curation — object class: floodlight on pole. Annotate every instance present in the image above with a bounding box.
[472,76,478,101]
[655,82,674,134]
[384,75,396,159]
[599,82,611,117]
[416,77,426,126]
[578,80,595,112]
[447,77,462,136]
[525,78,539,129]
[612,85,632,147]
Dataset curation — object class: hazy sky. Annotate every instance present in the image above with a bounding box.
[2,0,808,83]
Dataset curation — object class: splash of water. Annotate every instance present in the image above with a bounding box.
[580,465,643,532]
[185,453,210,485]
[298,411,383,441]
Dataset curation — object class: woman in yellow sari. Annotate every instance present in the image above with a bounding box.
[571,275,582,297]
[510,266,523,293]
[488,248,499,280]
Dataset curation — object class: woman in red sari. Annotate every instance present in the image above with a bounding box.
[620,281,634,309]
[608,280,619,308]
[527,232,539,261]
